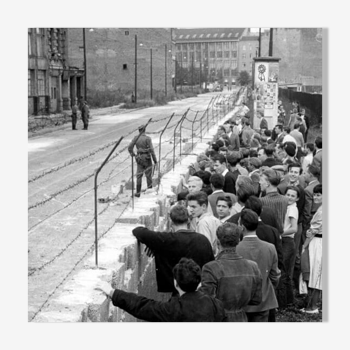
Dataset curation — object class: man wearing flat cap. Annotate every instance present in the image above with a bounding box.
[128,124,157,197]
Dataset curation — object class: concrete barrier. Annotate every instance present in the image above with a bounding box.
[32,102,242,322]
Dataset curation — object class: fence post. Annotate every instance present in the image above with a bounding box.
[179,108,190,159]
[131,118,152,210]
[157,113,175,194]
[191,111,199,151]
[172,114,186,171]
[94,136,124,267]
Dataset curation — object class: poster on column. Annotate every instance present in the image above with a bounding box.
[253,59,280,130]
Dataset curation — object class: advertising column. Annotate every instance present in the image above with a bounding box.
[252,57,281,130]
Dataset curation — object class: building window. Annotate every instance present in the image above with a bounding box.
[51,87,57,99]
[243,63,246,67]
[125,31,129,35]
[28,31,32,55]
[196,51,201,61]
[231,60,237,69]
[36,30,43,57]
[243,45,246,51]
[232,51,237,58]
[196,43,201,50]
[217,51,222,58]
[224,68,230,77]
[232,42,238,50]
[189,43,194,50]
[28,70,34,96]
[37,70,46,96]
[224,51,230,58]
[242,53,246,59]
[123,64,128,70]
[223,42,230,50]
[216,43,222,52]
[182,44,187,51]
[210,51,215,58]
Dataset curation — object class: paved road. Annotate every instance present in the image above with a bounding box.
[28,90,238,321]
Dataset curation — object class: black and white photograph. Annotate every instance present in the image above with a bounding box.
[3,0,349,348]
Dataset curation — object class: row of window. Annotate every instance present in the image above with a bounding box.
[177,41,238,51]
[176,51,238,61]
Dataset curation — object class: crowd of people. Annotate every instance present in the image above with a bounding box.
[96,103,323,322]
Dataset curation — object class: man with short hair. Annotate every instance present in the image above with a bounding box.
[311,136,322,183]
[200,222,263,322]
[237,209,281,322]
[302,143,314,174]
[261,144,282,167]
[282,126,297,145]
[188,191,221,254]
[241,120,254,148]
[299,109,310,142]
[216,196,234,223]
[132,205,214,295]
[95,258,226,322]
[128,124,158,197]
[257,147,267,163]
[274,125,284,145]
[290,123,305,161]
[212,154,238,195]
[208,173,237,218]
[247,157,262,177]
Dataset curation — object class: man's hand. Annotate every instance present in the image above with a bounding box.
[95,281,114,298]
[144,246,155,258]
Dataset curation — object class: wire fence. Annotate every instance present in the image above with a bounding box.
[28,90,245,321]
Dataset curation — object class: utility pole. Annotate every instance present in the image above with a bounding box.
[199,62,202,89]
[191,54,194,92]
[269,28,273,56]
[165,44,167,96]
[150,48,153,99]
[134,34,137,103]
[258,28,261,57]
[83,28,87,101]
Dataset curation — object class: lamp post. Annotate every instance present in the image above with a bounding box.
[134,34,137,103]
[83,28,87,101]
[150,48,153,99]
[165,44,167,97]
[269,28,273,56]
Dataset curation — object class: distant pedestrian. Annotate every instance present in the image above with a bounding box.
[81,101,90,130]
[71,102,78,130]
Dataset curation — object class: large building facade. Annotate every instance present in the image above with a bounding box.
[28,28,84,116]
[67,28,175,100]
[173,28,256,87]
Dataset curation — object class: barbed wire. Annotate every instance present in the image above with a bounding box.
[29,126,140,184]
[29,196,138,322]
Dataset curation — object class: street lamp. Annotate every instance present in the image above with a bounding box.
[134,34,137,103]
[82,28,94,102]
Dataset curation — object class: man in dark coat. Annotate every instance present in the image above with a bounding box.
[212,154,238,195]
[95,258,226,322]
[132,205,214,295]
[128,124,157,197]
[236,209,281,322]
[200,222,262,322]
[71,102,78,130]
[81,101,90,130]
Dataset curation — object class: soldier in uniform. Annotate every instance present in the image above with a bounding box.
[81,101,90,130]
[71,102,78,130]
[128,125,157,197]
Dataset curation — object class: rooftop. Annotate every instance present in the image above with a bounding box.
[174,28,246,42]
